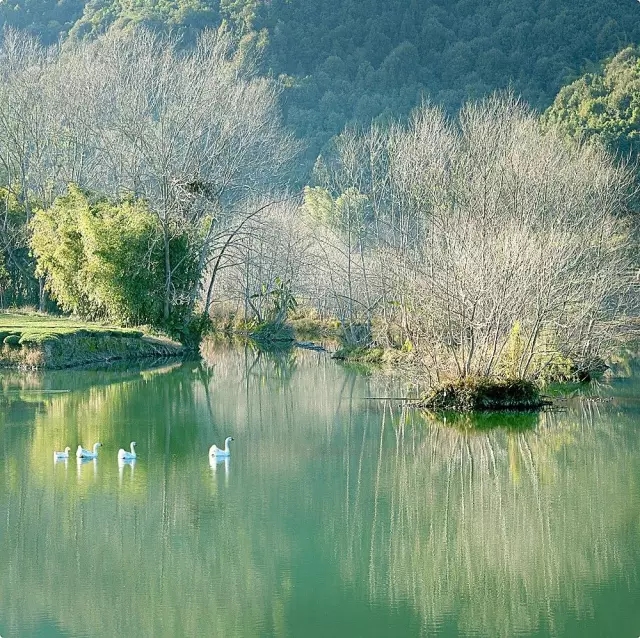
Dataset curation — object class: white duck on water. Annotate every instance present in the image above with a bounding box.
[209,437,234,458]
[53,446,71,461]
[76,442,102,459]
[118,441,137,461]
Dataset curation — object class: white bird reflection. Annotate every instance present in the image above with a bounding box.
[118,457,136,486]
[210,455,229,485]
[53,457,69,473]
[76,456,97,480]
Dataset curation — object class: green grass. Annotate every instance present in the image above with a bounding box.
[1,310,183,369]
[0,311,143,342]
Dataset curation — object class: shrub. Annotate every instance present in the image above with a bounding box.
[3,334,20,346]
[420,377,546,412]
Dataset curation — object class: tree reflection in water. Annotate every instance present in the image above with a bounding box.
[1,352,639,637]
[338,400,640,637]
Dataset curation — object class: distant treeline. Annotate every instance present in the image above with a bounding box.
[1,0,639,164]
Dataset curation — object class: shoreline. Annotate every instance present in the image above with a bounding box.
[0,312,185,370]
[1,333,186,370]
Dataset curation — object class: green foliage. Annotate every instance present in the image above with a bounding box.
[334,188,369,238]
[0,253,10,302]
[220,0,257,33]
[529,330,575,385]
[30,185,195,326]
[303,185,369,240]
[497,322,577,385]
[497,321,525,379]
[0,0,84,44]
[332,345,385,364]
[269,277,298,321]
[401,339,413,353]
[67,0,219,41]
[423,409,539,432]
[80,196,165,324]
[544,47,640,166]
[163,309,211,346]
[250,276,298,324]
[18,332,60,345]
[259,0,640,166]
[0,187,40,308]
[3,334,21,346]
[249,320,295,344]
[302,186,334,223]
[30,186,93,316]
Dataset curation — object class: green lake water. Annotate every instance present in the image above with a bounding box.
[1,346,639,637]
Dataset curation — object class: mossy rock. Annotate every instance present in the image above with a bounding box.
[250,322,295,343]
[332,345,385,364]
[3,334,21,347]
[419,377,547,412]
[19,332,60,346]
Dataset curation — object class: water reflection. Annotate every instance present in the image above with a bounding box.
[53,457,69,473]
[0,353,639,637]
[118,458,136,486]
[210,455,230,481]
[337,402,640,637]
[76,456,98,481]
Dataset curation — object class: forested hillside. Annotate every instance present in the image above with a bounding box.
[258,0,640,156]
[544,46,640,164]
[1,0,639,159]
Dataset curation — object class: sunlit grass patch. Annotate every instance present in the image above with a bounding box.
[0,311,143,341]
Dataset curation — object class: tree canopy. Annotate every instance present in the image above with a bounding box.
[2,0,639,164]
[544,46,640,165]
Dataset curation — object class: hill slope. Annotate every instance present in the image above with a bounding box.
[1,0,639,160]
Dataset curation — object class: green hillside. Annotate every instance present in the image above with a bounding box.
[258,0,640,156]
[1,0,639,161]
[544,46,640,163]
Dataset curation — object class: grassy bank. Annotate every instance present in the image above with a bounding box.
[0,312,184,369]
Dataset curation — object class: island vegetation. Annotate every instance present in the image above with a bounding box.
[1,1,639,406]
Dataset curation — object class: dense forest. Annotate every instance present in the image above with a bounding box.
[1,0,639,160]
[545,46,640,166]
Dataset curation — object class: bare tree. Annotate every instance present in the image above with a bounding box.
[304,95,638,381]
[0,27,297,321]
[55,27,297,321]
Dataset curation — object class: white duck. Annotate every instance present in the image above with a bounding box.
[118,441,137,461]
[209,437,234,458]
[76,442,102,459]
[53,446,71,461]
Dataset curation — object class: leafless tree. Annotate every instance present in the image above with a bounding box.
[57,27,297,321]
[0,27,297,320]
[304,95,638,380]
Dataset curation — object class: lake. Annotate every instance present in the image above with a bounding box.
[1,345,639,637]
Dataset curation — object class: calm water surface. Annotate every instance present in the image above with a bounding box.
[1,346,639,637]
